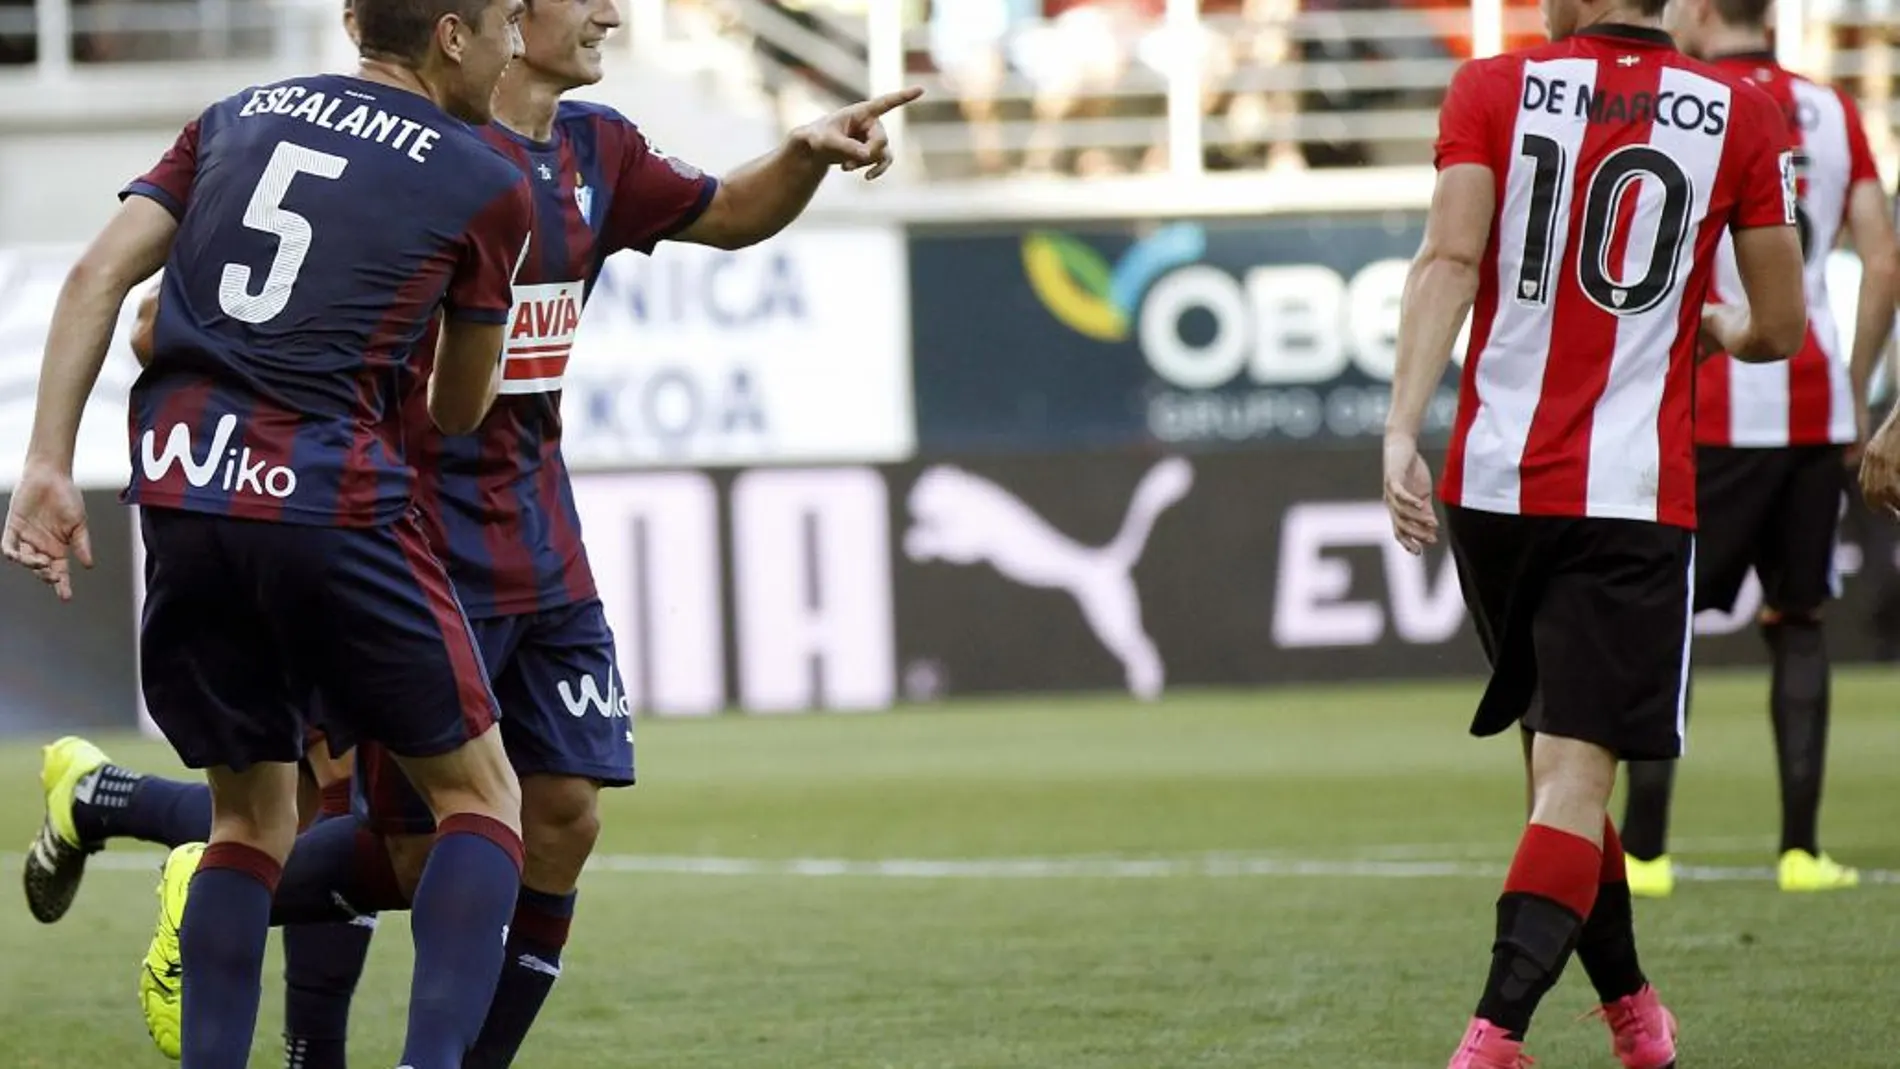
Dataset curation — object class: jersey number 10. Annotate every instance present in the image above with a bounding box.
[218,140,349,325]
[1514,134,1694,317]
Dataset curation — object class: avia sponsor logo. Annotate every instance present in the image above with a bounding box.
[138,413,298,499]
[1019,225,1465,443]
[557,672,632,719]
[500,281,583,395]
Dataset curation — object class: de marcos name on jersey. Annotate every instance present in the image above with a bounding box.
[1522,73,1729,135]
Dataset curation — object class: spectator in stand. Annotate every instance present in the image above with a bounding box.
[928,0,1038,175]
[1012,0,1162,175]
[1186,0,1305,172]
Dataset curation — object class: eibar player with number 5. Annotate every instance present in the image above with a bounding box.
[1380,0,1806,1064]
[9,0,926,1066]
[0,0,538,1066]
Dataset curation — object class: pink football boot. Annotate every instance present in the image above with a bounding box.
[1447,1018,1534,1069]
[1596,985,1678,1069]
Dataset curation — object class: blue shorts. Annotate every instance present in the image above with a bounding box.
[353,598,632,833]
[139,508,498,772]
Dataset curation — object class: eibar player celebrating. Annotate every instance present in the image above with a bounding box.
[20,1,923,1066]
[1381,0,1806,1063]
[3,0,542,1064]
[1616,0,1900,899]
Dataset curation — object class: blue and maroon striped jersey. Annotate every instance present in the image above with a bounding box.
[124,73,534,527]
[411,101,717,617]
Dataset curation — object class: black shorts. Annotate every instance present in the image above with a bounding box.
[1446,506,1693,761]
[1695,445,1844,616]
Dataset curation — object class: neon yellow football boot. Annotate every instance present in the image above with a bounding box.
[140,842,204,1060]
[1778,849,1859,892]
[23,736,110,923]
[1625,854,1675,899]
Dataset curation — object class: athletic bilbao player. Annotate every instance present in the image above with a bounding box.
[1,0,538,1065]
[18,1,921,1066]
[1380,0,1807,1063]
[1616,0,1899,899]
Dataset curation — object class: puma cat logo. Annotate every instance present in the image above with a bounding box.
[904,458,1194,699]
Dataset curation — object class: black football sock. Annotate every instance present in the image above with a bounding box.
[1474,824,1598,1039]
[1576,818,1647,1004]
[1764,618,1829,855]
[1478,893,1588,1038]
[1619,759,1676,863]
[1620,673,1689,863]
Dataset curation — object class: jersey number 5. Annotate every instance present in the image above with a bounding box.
[218,141,349,325]
[1514,135,1694,317]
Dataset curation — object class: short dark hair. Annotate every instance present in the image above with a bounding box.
[353,0,492,63]
[1633,0,1668,15]
[1712,0,1772,26]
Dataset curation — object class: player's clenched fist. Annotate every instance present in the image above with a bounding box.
[790,86,925,181]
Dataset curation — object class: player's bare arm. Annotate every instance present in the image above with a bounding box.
[1702,223,1806,361]
[431,314,511,435]
[431,170,533,434]
[130,279,160,367]
[675,87,924,251]
[1384,162,1494,556]
[1841,179,1900,448]
[1860,402,1900,515]
[1860,329,1900,515]
[3,196,175,600]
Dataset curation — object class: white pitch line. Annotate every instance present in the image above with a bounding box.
[1355,835,1781,860]
[15,850,1900,885]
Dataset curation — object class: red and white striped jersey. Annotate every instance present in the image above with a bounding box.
[1696,54,1879,448]
[1435,24,1796,529]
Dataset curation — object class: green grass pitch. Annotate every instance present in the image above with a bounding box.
[0,667,1895,1066]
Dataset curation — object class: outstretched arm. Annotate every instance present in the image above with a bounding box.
[675,87,924,251]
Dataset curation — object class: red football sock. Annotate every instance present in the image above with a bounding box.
[1504,822,1601,919]
[1599,814,1626,884]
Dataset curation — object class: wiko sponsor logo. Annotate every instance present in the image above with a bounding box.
[557,672,632,719]
[139,414,298,499]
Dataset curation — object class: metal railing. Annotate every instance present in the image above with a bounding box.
[686,0,1894,182]
[3,0,1894,184]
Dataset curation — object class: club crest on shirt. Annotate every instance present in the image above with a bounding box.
[573,180,593,224]
[1778,149,1799,227]
[639,129,704,181]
